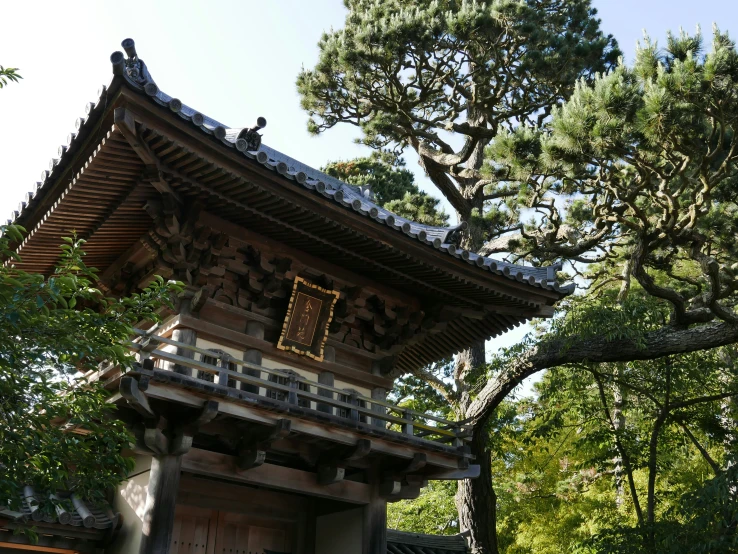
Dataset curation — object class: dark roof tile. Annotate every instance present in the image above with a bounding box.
[0,485,118,530]
[387,530,468,554]
[8,39,574,296]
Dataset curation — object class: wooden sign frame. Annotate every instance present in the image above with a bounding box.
[277,277,340,362]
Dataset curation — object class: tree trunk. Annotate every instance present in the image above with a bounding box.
[451,202,497,553]
[612,367,626,508]
[594,374,644,525]
[456,430,498,554]
[646,411,667,550]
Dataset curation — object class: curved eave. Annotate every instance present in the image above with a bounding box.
[9,53,574,300]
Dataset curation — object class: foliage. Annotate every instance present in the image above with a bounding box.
[391,360,455,419]
[491,27,738,325]
[387,480,460,535]
[0,225,181,520]
[299,0,617,246]
[322,152,416,205]
[322,152,448,226]
[576,464,738,554]
[303,8,738,551]
[0,66,21,88]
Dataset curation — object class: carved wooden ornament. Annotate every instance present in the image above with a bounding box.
[277,277,340,361]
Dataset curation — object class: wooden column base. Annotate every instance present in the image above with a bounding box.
[363,469,387,554]
[139,454,183,554]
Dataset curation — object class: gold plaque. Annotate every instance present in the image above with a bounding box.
[277,277,339,361]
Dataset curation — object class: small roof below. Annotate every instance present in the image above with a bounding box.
[387,529,468,554]
[0,485,118,530]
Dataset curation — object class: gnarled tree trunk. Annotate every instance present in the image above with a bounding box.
[456,430,498,554]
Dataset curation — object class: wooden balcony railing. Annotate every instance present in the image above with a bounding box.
[128,328,471,449]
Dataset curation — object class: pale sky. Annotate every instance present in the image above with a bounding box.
[1,0,735,360]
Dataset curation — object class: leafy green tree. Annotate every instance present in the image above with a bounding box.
[464,26,738,435]
[488,283,738,552]
[0,225,180,522]
[303,11,738,550]
[300,3,618,550]
[322,152,448,225]
[0,66,21,88]
[299,0,617,248]
[387,481,460,535]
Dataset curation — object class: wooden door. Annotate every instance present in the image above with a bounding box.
[214,511,294,554]
[170,506,295,554]
[170,505,218,554]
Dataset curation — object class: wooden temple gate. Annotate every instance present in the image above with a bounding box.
[6,39,571,554]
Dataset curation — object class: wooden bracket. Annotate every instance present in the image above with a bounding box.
[316,439,372,485]
[170,400,220,456]
[128,393,219,457]
[114,108,184,205]
[317,465,346,485]
[120,376,155,419]
[144,424,169,456]
[237,419,291,471]
[379,479,402,497]
[381,474,427,502]
[114,108,155,166]
[385,483,423,502]
[398,453,426,475]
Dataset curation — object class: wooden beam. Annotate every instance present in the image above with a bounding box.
[182,448,372,504]
[427,464,481,480]
[0,542,79,554]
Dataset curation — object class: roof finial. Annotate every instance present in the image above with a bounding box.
[233,117,267,152]
[110,38,156,91]
[121,38,137,59]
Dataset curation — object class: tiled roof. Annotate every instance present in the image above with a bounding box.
[0,485,118,530]
[387,530,468,554]
[8,38,573,296]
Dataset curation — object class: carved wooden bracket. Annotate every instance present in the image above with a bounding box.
[316,439,372,485]
[120,376,218,457]
[236,418,292,471]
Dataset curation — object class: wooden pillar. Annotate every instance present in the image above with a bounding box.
[242,321,264,394]
[138,454,183,554]
[363,467,387,554]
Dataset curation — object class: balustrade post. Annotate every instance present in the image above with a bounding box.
[172,299,197,376]
[242,321,264,394]
[216,353,230,387]
[402,410,414,436]
[452,424,464,447]
[287,373,299,405]
[371,387,387,428]
[317,371,335,415]
[349,392,360,422]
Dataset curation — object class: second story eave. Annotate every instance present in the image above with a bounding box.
[8,39,574,372]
